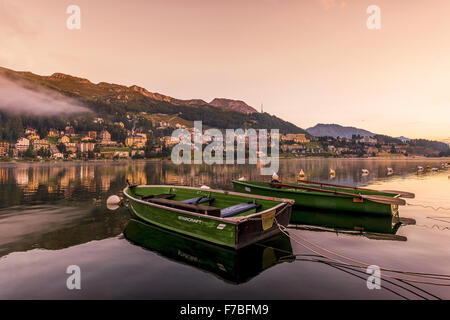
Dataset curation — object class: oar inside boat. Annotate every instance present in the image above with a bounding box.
[293,179,415,199]
[270,182,406,206]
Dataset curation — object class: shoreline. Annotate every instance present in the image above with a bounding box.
[0,156,449,168]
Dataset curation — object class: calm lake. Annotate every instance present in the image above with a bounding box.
[0,159,449,299]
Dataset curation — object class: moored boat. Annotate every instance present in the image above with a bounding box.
[290,207,402,235]
[123,184,293,249]
[232,180,413,216]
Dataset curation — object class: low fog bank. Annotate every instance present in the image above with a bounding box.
[0,75,90,116]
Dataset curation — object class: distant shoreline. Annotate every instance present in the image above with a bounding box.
[0,156,449,168]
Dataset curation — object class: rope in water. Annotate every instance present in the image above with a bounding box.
[406,203,450,212]
[276,252,440,299]
[255,239,441,299]
[275,220,450,286]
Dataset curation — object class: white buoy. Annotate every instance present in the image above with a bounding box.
[298,169,305,178]
[387,168,394,175]
[200,185,211,189]
[106,195,122,211]
[272,172,280,181]
[362,169,369,175]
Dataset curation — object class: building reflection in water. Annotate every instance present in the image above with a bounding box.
[1,158,446,206]
[0,168,8,184]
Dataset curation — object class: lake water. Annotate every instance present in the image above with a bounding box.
[0,159,449,299]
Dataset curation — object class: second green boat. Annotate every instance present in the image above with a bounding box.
[232,180,408,216]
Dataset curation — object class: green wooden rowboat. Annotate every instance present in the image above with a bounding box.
[123,219,294,284]
[290,208,402,235]
[232,180,407,216]
[123,185,293,249]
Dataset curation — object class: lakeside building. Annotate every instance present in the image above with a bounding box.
[52,152,64,159]
[78,143,95,153]
[81,136,94,142]
[358,136,377,144]
[281,144,305,153]
[88,131,97,140]
[48,129,60,137]
[126,134,147,149]
[160,136,181,147]
[25,128,37,135]
[32,140,51,151]
[0,142,10,158]
[65,143,78,153]
[65,126,76,136]
[27,134,40,141]
[58,136,71,144]
[15,138,30,152]
[282,134,310,143]
[100,130,112,141]
[113,151,130,159]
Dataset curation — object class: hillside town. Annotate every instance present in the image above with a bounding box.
[0,114,448,161]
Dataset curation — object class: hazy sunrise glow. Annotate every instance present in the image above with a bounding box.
[1,0,449,140]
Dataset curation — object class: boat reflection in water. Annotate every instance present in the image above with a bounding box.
[123,219,294,284]
[289,208,408,241]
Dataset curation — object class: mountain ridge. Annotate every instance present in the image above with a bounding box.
[306,123,375,139]
[0,66,305,134]
[0,66,258,113]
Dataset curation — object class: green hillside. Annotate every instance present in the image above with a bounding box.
[0,66,307,135]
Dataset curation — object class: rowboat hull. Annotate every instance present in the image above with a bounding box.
[290,208,401,234]
[124,185,293,249]
[232,181,398,216]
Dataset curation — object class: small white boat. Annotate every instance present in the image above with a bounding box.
[417,166,424,173]
[362,169,369,175]
[431,167,439,172]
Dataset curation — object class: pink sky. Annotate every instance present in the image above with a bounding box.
[1,0,449,139]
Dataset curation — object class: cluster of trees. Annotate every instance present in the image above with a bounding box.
[0,111,68,142]
[439,149,450,157]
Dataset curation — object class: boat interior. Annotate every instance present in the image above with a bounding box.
[254,181,398,197]
[126,186,283,218]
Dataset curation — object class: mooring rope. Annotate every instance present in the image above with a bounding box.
[278,253,441,299]
[255,236,442,299]
[281,224,450,280]
[275,220,450,286]
[406,203,450,212]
